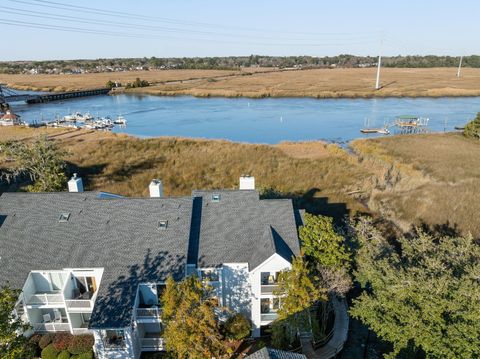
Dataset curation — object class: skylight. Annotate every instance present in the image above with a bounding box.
[58,213,70,222]
[211,194,221,202]
[158,220,168,230]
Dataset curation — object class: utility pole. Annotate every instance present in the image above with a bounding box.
[375,38,383,90]
[457,56,463,77]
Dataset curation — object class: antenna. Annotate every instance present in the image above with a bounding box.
[457,56,463,78]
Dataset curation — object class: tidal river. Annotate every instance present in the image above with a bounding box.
[11,93,480,144]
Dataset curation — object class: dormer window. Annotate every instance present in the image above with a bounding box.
[58,213,70,222]
[211,194,221,202]
[158,220,168,230]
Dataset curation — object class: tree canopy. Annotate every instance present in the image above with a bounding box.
[464,112,480,139]
[350,218,480,358]
[161,275,229,359]
[0,285,32,359]
[1,135,67,192]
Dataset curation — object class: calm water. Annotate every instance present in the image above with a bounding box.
[10,93,480,144]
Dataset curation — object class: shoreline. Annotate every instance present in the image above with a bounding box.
[7,83,480,100]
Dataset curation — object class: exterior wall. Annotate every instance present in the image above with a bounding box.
[249,254,292,337]
[221,263,251,318]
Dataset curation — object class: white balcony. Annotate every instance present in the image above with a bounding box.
[33,322,70,332]
[65,299,94,311]
[260,284,278,295]
[72,327,91,334]
[136,307,161,320]
[141,337,165,351]
[27,293,64,306]
[261,312,278,322]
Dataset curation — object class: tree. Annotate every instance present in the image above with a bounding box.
[274,256,326,323]
[222,313,250,340]
[1,135,67,192]
[161,275,229,358]
[464,112,480,139]
[350,218,480,358]
[299,213,351,270]
[0,285,33,359]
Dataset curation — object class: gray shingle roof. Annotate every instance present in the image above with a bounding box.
[0,192,192,329]
[191,190,301,270]
[246,347,306,359]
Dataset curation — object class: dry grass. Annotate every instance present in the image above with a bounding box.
[3,67,480,98]
[0,127,371,218]
[114,67,480,98]
[2,127,479,237]
[352,133,480,236]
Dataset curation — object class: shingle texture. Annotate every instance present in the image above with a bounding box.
[0,192,192,329]
[0,189,300,329]
[191,190,301,269]
[246,347,306,359]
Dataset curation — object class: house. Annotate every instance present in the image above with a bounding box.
[0,175,303,359]
[0,110,21,126]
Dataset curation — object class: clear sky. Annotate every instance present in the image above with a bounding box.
[2,0,479,61]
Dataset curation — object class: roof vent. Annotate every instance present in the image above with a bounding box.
[239,175,255,190]
[158,220,168,230]
[68,173,84,193]
[211,194,221,202]
[149,179,163,198]
[58,213,70,222]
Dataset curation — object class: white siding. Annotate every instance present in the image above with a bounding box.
[221,263,251,317]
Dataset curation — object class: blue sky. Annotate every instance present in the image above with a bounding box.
[2,0,478,60]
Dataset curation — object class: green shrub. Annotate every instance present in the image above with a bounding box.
[223,313,251,340]
[464,112,480,139]
[41,344,59,359]
[71,351,93,359]
[67,334,94,354]
[57,350,71,359]
[53,333,73,351]
[39,334,55,349]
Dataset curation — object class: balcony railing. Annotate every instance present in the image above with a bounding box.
[65,299,94,310]
[141,338,165,350]
[72,327,91,334]
[27,293,64,306]
[260,284,277,295]
[33,322,70,332]
[103,339,126,350]
[261,312,278,322]
[136,307,161,319]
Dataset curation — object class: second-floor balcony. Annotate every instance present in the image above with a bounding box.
[136,306,162,320]
[27,292,64,306]
[33,322,70,332]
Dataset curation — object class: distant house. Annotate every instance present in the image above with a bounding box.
[0,176,303,359]
[0,110,21,126]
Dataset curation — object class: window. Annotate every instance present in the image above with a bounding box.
[261,298,271,313]
[103,330,125,349]
[58,213,70,222]
[211,194,221,202]
[261,272,278,285]
[272,298,280,311]
[158,220,168,230]
[201,269,220,282]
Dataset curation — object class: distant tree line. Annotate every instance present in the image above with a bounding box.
[1,55,480,74]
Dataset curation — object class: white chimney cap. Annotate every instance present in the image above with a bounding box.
[149,179,163,198]
[68,173,84,193]
[239,175,255,190]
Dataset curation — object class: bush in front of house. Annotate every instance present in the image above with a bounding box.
[67,334,95,355]
[222,313,251,340]
[71,351,93,359]
[41,343,59,359]
[52,333,73,351]
[57,350,71,359]
[39,334,55,349]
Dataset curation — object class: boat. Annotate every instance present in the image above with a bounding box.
[113,115,127,125]
[454,126,465,130]
[360,128,390,134]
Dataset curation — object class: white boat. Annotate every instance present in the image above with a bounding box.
[113,115,127,125]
